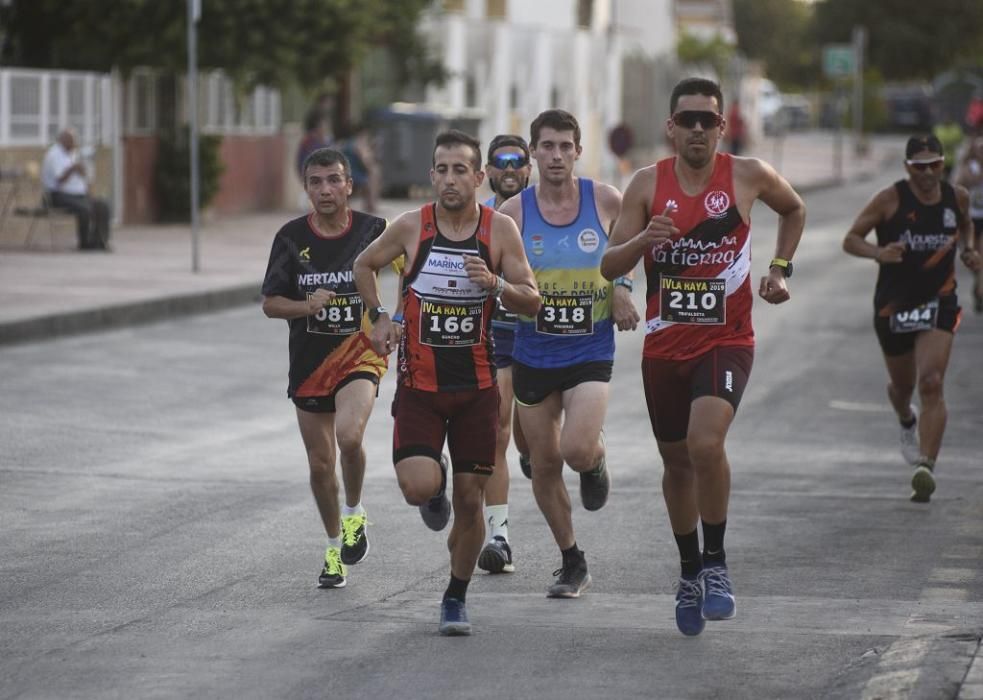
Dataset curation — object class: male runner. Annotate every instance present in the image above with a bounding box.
[843,134,981,502]
[477,134,534,575]
[352,130,540,635]
[601,77,805,636]
[262,147,388,589]
[500,109,639,599]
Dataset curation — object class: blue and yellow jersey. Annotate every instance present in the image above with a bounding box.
[512,178,614,368]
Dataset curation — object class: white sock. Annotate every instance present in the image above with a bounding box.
[342,503,364,517]
[327,537,341,550]
[486,504,509,542]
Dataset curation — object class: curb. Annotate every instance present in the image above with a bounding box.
[0,283,261,347]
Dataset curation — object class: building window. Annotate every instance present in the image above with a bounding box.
[577,0,593,29]
[443,0,465,12]
[486,0,506,19]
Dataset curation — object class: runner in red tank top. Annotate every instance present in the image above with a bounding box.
[602,78,806,637]
[353,130,540,636]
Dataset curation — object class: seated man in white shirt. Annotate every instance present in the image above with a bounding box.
[41,128,111,251]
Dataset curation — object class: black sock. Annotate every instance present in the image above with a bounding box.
[561,543,585,569]
[674,529,702,578]
[900,415,916,429]
[702,519,727,566]
[443,575,469,603]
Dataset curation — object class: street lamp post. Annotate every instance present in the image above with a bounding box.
[187,0,201,273]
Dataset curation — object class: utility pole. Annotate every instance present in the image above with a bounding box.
[852,25,867,155]
[187,0,201,273]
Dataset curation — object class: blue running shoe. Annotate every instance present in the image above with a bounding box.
[439,597,471,636]
[675,575,705,636]
[700,565,736,620]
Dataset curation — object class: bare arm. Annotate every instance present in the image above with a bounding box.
[752,159,806,262]
[601,167,673,280]
[353,211,415,354]
[954,185,983,272]
[493,214,541,316]
[842,187,899,262]
[262,292,333,320]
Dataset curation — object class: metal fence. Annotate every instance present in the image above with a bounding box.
[0,67,281,146]
[0,68,113,146]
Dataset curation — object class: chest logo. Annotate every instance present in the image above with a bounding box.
[704,191,730,218]
[299,246,311,261]
[944,208,956,228]
[531,234,545,256]
[578,228,600,253]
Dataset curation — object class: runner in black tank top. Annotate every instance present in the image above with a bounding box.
[843,134,981,503]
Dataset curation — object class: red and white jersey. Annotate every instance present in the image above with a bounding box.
[643,153,754,360]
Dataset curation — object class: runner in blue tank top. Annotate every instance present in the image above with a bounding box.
[500,110,640,599]
[477,134,535,576]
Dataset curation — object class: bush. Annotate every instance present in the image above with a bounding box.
[155,128,223,222]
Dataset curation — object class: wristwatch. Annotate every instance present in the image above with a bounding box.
[614,276,633,292]
[769,258,793,278]
[368,306,388,323]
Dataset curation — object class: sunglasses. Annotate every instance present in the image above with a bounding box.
[490,153,529,170]
[671,111,723,130]
[905,158,944,171]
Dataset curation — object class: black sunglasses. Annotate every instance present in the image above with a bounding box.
[905,158,944,171]
[672,111,723,130]
[490,153,529,170]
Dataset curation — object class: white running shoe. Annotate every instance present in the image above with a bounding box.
[899,404,920,465]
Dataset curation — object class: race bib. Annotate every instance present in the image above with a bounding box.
[420,299,484,347]
[660,275,726,325]
[889,299,939,333]
[536,293,593,335]
[307,292,363,335]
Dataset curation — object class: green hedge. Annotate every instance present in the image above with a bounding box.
[155,128,224,222]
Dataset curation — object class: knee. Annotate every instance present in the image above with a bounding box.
[335,428,363,458]
[686,434,726,471]
[918,372,944,400]
[560,440,597,472]
[397,474,433,506]
[308,454,337,488]
[453,487,484,520]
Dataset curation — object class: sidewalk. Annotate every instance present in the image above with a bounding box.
[0,131,906,346]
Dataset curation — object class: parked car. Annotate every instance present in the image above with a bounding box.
[882,84,936,131]
[777,94,812,131]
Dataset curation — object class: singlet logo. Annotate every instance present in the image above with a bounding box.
[704,191,730,218]
[578,228,600,253]
[531,235,545,256]
[944,208,956,228]
[299,246,311,261]
[665,199,678,212]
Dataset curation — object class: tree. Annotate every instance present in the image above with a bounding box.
[812,0,983,81]
[732,0,816,89]
[0,0,442,95]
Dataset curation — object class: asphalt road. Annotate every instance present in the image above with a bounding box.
[1,173,981,699]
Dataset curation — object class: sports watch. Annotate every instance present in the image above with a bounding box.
[368,306,389,323]
[769,258,793,278]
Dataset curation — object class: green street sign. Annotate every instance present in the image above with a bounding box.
[823,45,855,78]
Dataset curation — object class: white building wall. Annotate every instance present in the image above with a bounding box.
[422,0,677,179]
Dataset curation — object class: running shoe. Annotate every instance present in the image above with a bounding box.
[318,547,347,589]
[579,431,609,511]
[340,511,369,565]
[899,405,920,465]
[478,535,515,574]
[547,561,591,598]
[700,564,736,620]
[675,575,705,636]
[439,597,471,636]
[419,453,451,531]
[519,453,533,480]
[910,462,936,503]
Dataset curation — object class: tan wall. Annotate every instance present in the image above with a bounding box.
[211,134,286,215]
[123,136,159,225]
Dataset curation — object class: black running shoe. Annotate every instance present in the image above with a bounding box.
[579,461,610,511]
[519,453,533,480]
[340,511,369,565]
[547,560,591,598]
[318,547,347,589]
[419,453,451,531]
[478,535,515,574]
[439,597,471,636]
